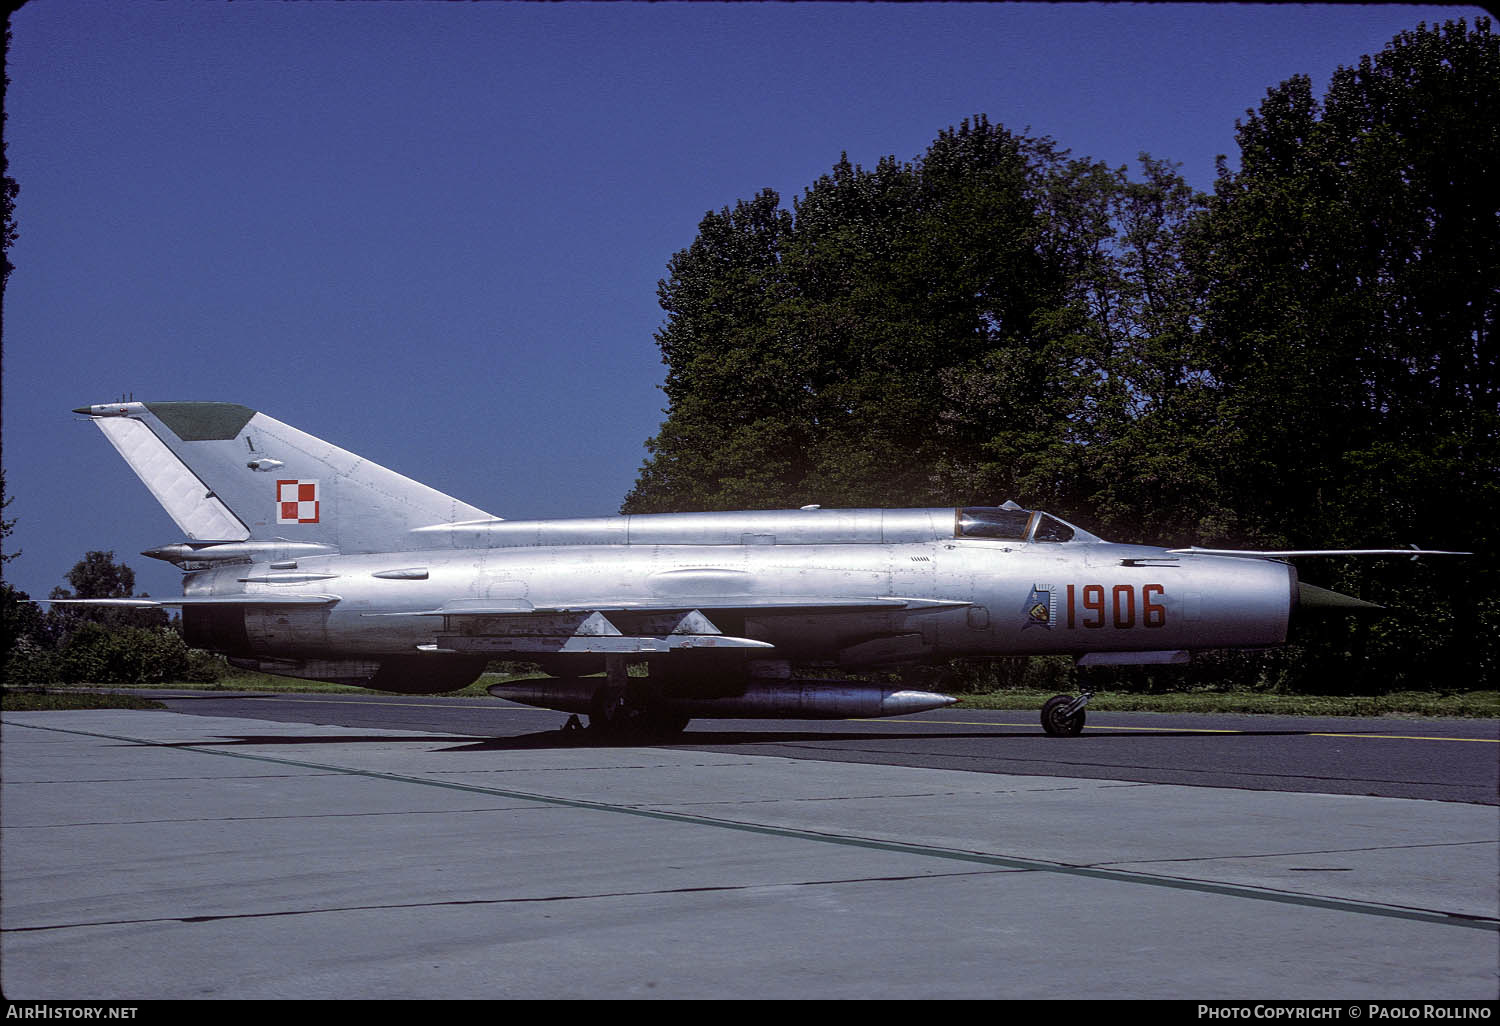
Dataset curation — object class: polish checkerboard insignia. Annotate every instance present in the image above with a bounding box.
[276,479,320,524]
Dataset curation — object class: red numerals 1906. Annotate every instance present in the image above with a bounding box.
[1066,584,1165,628]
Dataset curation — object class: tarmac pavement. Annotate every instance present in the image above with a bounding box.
[2,708,1496,1000]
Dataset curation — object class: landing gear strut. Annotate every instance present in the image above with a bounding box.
[1041,692,1091,737]
[581,656,691,741]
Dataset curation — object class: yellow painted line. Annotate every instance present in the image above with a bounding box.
[1080,723,1243,734]
[856,717,1247,733]
[867,717,1498,741]
[274,695,554,712]
[1309,732,1497,743]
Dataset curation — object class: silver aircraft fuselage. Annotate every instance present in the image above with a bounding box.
[174,508,1294,670]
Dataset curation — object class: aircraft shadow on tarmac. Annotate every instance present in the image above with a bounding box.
[159,725,1335,754]
[434,726,1368,752]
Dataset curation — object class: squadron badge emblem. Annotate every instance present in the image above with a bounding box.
[1023,584,1054,629]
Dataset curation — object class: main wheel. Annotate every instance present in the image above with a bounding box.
[587,695,690,742]
[587,687,630,736]
[642,709,691,737]
[1040,694,1086,737]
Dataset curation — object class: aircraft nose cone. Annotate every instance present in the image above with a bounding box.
[1296,581,1385,614]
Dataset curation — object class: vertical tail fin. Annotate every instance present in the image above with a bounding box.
[74,401,496,552]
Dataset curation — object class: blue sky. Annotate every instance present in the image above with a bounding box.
[2,2,1483,600]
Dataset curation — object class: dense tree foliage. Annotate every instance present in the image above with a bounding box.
[625,118,1231,535]
[3,550,221,687]
[59,549,137,599]
[2,22,16,292]
[1185,19,1498,689]
[626,19,1497,691]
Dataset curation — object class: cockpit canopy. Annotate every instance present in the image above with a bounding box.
[956,504,1088,543]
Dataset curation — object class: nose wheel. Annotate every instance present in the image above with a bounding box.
[1041,692,1090,737]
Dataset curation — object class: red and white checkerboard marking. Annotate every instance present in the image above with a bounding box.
[276,479,320,524]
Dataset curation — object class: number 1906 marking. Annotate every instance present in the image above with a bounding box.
[1066,584,1166,629]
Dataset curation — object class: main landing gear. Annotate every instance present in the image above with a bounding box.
[574,655,692,742]
[579,703,691,742]
[1041,691,1092,737]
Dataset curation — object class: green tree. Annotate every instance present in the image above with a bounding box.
[1,471,16,567]
[49,622,204,686]
[7,550,220,686]
[626,116,1057,513]
[46,551,167,636]
[2,21,17,292]
[1186,18,1498,688]
[1069,156,1235,547]
[624,189,801,512]
[0,472,39,682]
[63,550,136,598]
[934,148,1218,536]
[628,122,1216,528]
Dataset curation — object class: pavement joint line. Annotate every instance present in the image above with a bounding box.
[7,718,1497,934]
[4,805,544,829]
[1094,838,1497,865]
[3,868,1016,934]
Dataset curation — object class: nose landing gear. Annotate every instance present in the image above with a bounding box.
[1041,691,1091,737]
